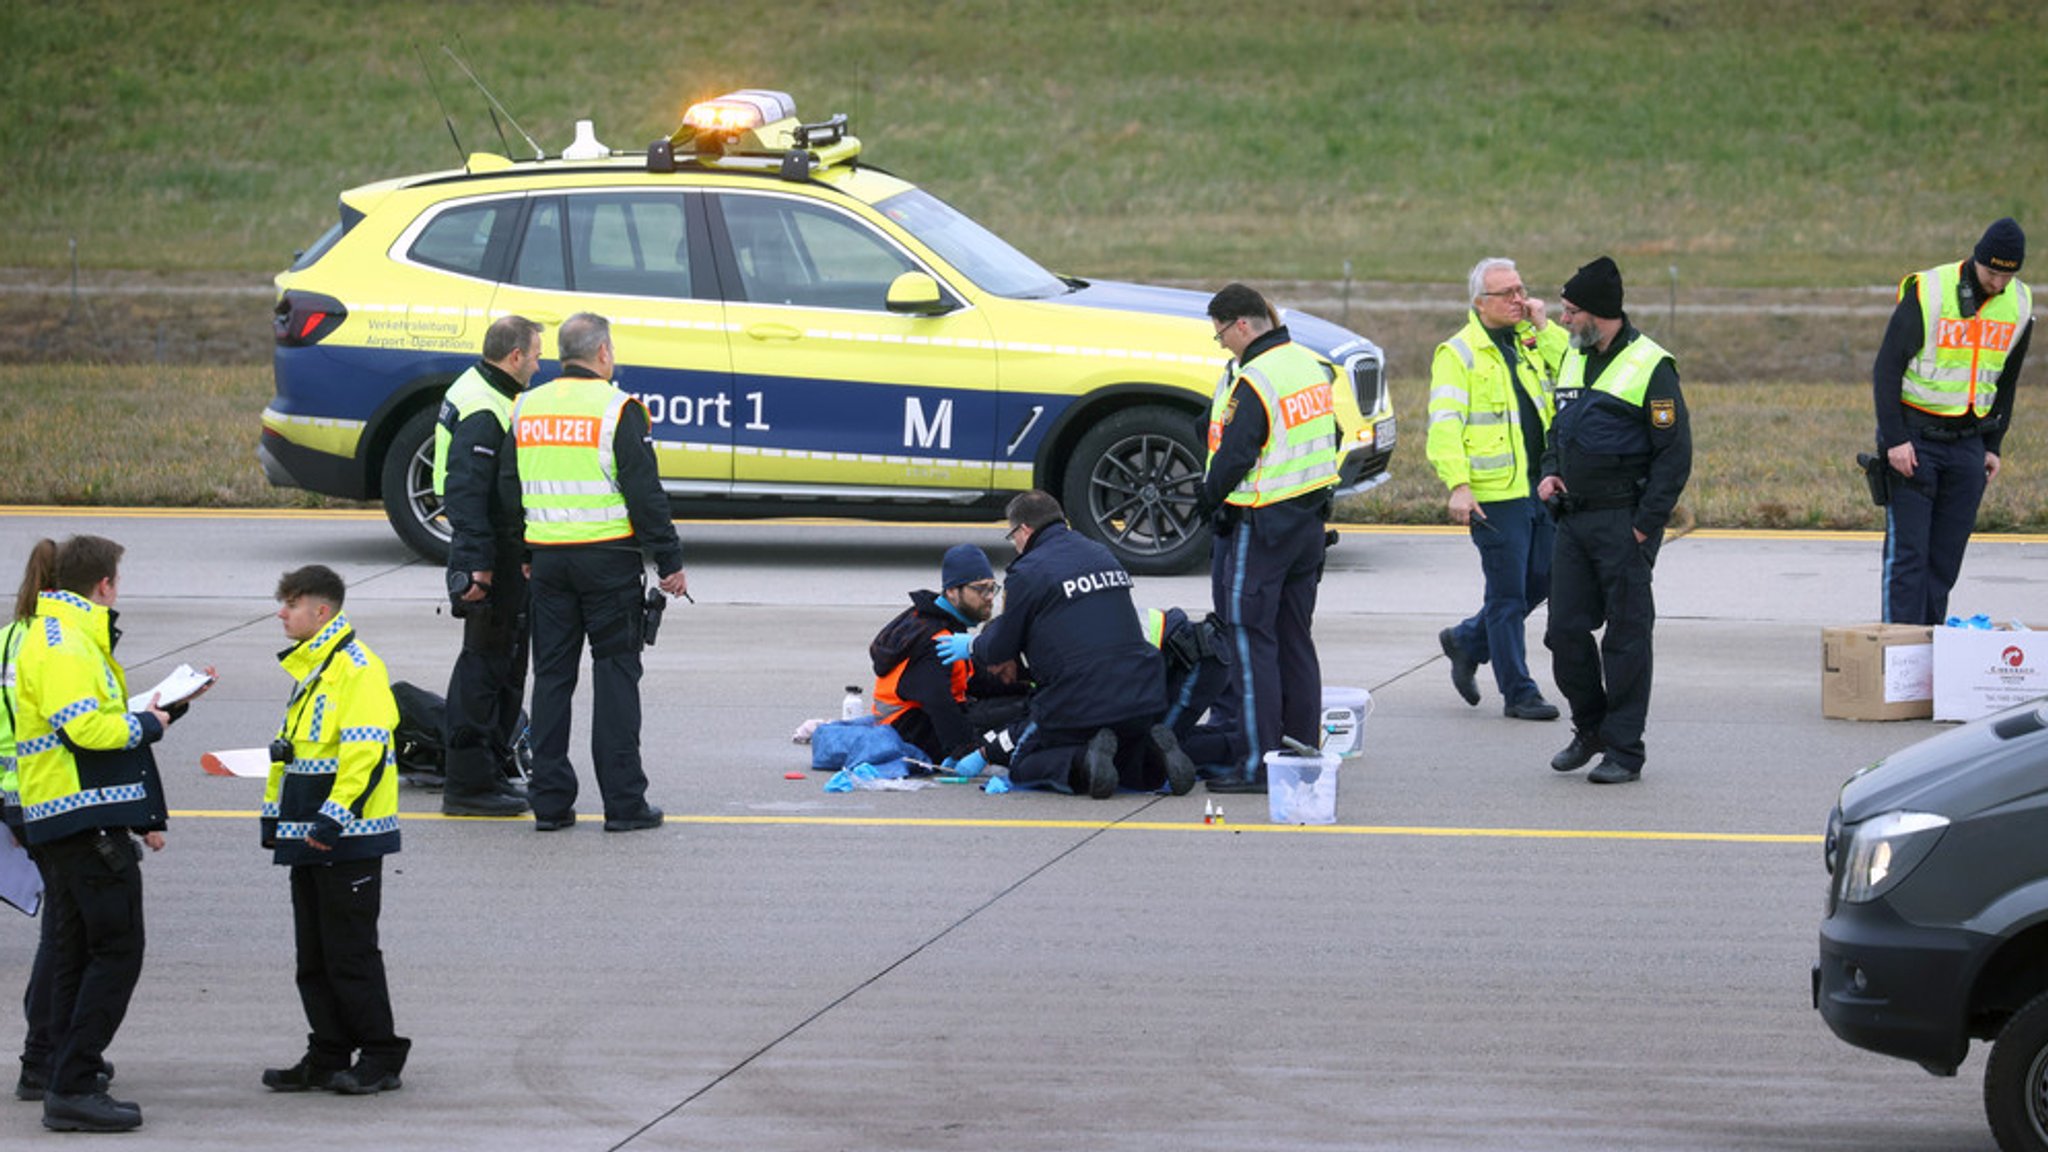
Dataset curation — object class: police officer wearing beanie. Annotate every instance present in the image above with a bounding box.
[867,544,1027,768]
[1873,218,2033,625]
[937,491,1194,798]
[501,313,687,832]
[433,314,544,818]
[1537,257,1692,785]
[1197,283,1341,794]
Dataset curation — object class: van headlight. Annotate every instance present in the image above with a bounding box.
[1838,811,1949,904]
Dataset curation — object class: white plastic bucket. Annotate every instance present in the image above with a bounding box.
[1265,750,1340,824]
[1319,687,1372,760]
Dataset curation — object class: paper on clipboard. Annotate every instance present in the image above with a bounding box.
[127,664,214,713]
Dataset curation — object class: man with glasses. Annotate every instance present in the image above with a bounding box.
[1428,258,1567,722]
[867,544,1028,772]
[1197,283,1342,794]
[936,491,1195,798]
[1537,257,1691,785]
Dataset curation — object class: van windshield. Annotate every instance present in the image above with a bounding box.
[872,189,1067,300]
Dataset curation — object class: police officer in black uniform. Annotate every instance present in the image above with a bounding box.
[939,491,1194,798]
[437,315,543,817]
[1538,257,1692,785]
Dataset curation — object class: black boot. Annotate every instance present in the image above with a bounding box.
[42,1090,141,1132]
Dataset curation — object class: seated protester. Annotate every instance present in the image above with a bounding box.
[940,491,1195,798]
[869,545,1028,771]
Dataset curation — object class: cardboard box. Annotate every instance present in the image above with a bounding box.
[1933,625,2048,722]
[1822,624,1933,720]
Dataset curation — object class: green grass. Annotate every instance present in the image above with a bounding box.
[7,364,2043,536]
[3,0,2043,285]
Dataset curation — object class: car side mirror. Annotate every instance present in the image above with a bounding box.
[886,271,957,316]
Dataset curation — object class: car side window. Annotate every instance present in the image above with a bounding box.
[567,194,694,299]
[409,202,512,278]
[717,195,914,311]
[511,198,567,290]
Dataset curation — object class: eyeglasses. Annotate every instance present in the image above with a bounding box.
[1559,303,1586,321]
[1212,317,1239,344]
[965,581,1000,596]
[1004,524,1027,543]
[1480,285,1529,299]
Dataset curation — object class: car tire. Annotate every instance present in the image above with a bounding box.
[1987,989,2048,1152]
[380,406,452,564]
[1059,404,1208,576]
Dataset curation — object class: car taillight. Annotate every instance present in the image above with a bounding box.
[274,290,348,347]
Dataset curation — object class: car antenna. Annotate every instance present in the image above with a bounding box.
[411,40,467,165]
[442,41,543,160]
[452,31,514,159]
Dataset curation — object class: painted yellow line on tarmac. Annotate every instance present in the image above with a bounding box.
[166,808,1816,844]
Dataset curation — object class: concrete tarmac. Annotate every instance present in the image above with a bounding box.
[1,507,2043,1150]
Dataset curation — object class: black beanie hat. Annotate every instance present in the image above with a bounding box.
[1562,256,1625,320]
[1974,217,2025,274]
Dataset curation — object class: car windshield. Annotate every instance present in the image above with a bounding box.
[873,188,1068,300]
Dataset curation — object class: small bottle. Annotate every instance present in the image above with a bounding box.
[841,685,865,721]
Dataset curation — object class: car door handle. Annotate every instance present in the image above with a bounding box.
[745,323,803,342]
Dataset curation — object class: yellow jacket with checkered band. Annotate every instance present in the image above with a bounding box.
[263,611,401,865]
[13,591,169,846]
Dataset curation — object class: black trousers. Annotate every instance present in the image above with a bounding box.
[442,560,529,798]
[1882,432,1988,626]
[40,830,145,1095]
[1009,715,1162,793]
[527,547,655,823]
[290,857,407,1071]
[1207,498,1328,780]
[18,845,57,1073]
[1545,506,1660,768]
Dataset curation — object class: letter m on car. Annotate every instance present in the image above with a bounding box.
[904,396,954,451]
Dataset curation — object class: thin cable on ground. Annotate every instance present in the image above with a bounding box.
[607,793,1168,1150]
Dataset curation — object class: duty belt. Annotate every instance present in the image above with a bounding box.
[1556,491,1637,514]
[1907,413,2001,443]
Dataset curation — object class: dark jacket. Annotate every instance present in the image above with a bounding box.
[1542,320,1693,540]
[869,590,1018,759]
[443,359,525,575]
[971,522,1163,732]
[1872,262,2031,455]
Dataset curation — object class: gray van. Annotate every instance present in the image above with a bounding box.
[1815,698,2048,1152]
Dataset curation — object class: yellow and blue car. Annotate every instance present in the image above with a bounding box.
[264,89,1394,573]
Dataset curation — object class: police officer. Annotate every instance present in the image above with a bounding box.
[938,491,1193,798]
[260,565,410,1095]
[1873,218,2032,625]
[1198,283,1341,795]
[1428,257,1566,721]
[1538,257,1692,785]
[502,312,686,832]
[14,536,197,1131]
[433,315,544,818]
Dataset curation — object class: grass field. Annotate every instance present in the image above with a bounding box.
[5,364,2042,535]
[4,0,2044,285]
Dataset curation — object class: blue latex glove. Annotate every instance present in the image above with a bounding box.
[932,632,974,666]
[951,750,987,778]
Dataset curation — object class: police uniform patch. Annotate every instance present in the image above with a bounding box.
[1220,395,1238,427]
[1650,399,1676,429]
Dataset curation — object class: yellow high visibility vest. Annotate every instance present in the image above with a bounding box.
[1426,314,1566,501]
[1206,341,1340,507]
[432,365,516,497]
[1900,261,2033,418]
[511,377,637,545]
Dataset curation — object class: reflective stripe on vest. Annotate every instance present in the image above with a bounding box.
[1900,262,2033,418]
[1558,333,1672,408]
[511,380,634,544]
[1206,342,1340,507]
[432,365,516,497]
